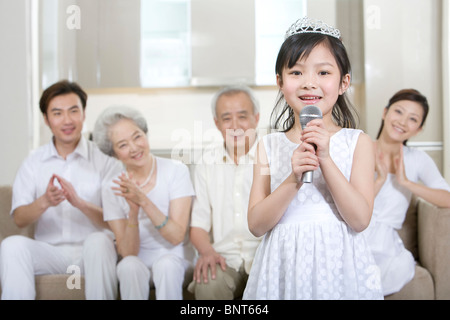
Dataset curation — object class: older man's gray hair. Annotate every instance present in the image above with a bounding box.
[210,85,260,119]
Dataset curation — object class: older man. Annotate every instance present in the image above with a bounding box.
[188,85,262,300]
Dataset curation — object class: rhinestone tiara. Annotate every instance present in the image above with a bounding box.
[285,17,341,40]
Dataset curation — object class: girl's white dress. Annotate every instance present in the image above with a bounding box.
[243,129,383,300]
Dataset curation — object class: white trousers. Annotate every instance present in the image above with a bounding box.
[0,232,118,300]
[117,254,191,300]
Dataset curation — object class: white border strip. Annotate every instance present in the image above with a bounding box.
[407,141,443,151]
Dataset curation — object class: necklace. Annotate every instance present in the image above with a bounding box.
[128,155,156,189]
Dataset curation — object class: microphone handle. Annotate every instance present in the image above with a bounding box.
[301,142,316,183]
[302,170,313,183]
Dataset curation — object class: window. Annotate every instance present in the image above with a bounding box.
[140,0,191,87]
[39,0,306,88]
[255,0,306,85]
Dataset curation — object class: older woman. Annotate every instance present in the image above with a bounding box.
[93,106,195,300]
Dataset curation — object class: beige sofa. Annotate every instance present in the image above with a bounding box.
[1,185,449,299]
[0,185,86,299]
[383,196,450,299]
[0,185,194,300]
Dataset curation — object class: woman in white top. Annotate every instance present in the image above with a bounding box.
[364,88,450,295]
[93,106,195,300]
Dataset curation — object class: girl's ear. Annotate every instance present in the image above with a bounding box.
[339,73,351,95]
[276,74,283,88]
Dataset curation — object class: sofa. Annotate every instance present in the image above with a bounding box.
[384,196,450,300]
[0,185,193,300]
[0,185,86,299]
[1,184,449,300]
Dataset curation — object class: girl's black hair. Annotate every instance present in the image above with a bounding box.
[376,88,429,145]
[271,33,358,131]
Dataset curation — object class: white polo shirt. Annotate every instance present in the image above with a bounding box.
[190,142,262,273]
[11,136,122,245]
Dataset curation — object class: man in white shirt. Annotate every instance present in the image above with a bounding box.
[0,80,122,300]
[188,85,262,299]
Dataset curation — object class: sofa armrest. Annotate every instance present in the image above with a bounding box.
[417,198,450,299]
[0,185,35,241]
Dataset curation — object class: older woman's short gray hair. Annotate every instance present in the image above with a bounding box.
[93,106,148,157]
[210,85,260,119]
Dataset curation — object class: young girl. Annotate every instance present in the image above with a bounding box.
[242,17,383,300]
[364,89,450,296]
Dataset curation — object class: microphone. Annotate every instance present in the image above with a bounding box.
[299,105,323,183]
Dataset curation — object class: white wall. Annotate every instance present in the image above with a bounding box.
[0,0,35,185]
[443,0,450,181]
[73,86,278,162]
[363,0,442,139]
[1,0,448,186]
[363,0,444,172]
[191,0,256,86]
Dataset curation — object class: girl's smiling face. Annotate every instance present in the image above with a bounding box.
[277,42,350,123]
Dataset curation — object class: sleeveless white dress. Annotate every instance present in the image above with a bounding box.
[243,129,383,300]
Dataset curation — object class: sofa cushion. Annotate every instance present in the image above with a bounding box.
[384,264,434,300]
[397,197,418,259]
[34,275,86,300]
[0,185,34,240]
[0,274,86,300]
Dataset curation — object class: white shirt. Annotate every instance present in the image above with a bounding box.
[190,142,262,273]
[102,156,195,263]
[370,146,450,230]
[11,136,122,245]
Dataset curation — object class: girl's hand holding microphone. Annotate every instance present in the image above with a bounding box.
[292,119,329,184]
[301,119,331,161]
[291,139,319,184]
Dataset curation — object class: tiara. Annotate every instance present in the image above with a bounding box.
[285,17,341,40]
